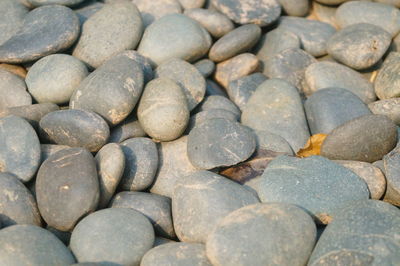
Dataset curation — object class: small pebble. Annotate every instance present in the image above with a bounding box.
[108,116,146,143]
[368,98,400,125]
[198,95,241,118]
[194,59,215,78]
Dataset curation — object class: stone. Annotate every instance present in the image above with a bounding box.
[194,59,215,78]
[0,0,28,46]
[308,200,400,265]
[75,1,104,24]
[70,208,154,265]
[26,54,88,105]
[336,1,400,37]
[172,171,259,242]
[205,79,228,97]
[0,225,75,265]
[111,191,175,238]
[36,148,99,231]
[212,0,281,26]
[108,116,146,143]
[155,58,206,110]
[304,61,376,103]
[278,0,309,17]
[209,24,261,62]
[321,114,397,162]
[383,149,400,206]
[374,0,400,7]
[253,130,294,155]
[374,52,400,99]
[0,63,27,79]
[141,243,212,266]
[178,0,205,9]
[214,53,259,88]
[241,79,310,152]
[0,5,80,63]
[137,78,190,141]
[138,14,211,66]
[131,0,182,27]
[0,173,41,227]
[188,109,238,132]
[118,50,154,84]
[335,160,386,200]
[39,109,109,152]
[120,137,158,191]
[69,53,144,126]
[305,87,372,135]
[206,203,316,266]
[312,1,338,28]
[153,237,176,247]
[278,16,336,57]
[198,95,240,118]
[28,0,85,6]
[184,8,234,38]
[369,98,400,125]
[257,155,370,224]
[0,116,40,182]
[72,2,143,69]
[187,118,256,169]
[40,144,70,163]
[46,225,71,246]
[0,69,31,110]
[150,136,198,198]
[95,143,125,209]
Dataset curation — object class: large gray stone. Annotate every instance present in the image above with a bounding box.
[374,52,400,100]
[0,69,31,110]
[0,0,28,46]
[369,98,400,125]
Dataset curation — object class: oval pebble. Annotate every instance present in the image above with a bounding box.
[0,69,32,110]
[253,130,294,155]
[194,59,215,78]
[368,98,400,125]
[188,109,238,132]
[131,0,182,27]
[108,116,146,143]
[374,52,400,100]
[40,144,70,163]
[0,0,28,46]
[278,0,309,17]
[198,95,241,118]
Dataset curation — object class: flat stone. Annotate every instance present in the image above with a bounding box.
[187,118,256,169]
[95,143,125,208]
[138,14,211,66]
[0,116,40,182]
[39,109,109,152]
[241,79,310,152]
[131,0,182,27]
[278,16,336,57]
[40,144,70,163]
[308,200,400,265]
[70,208,154,265]
[0,0,28,46]
[0,225,75,265]
[321,114,397,162]
[305,87,372,135]
[253,130,294,155]
[155,58,206,110]
[141,243,212,266]
[205,79,228,97]
[374,52,400,99]
[209,24,261,62]
[0,69,31,110]
[383,149,400,206]
[257,156,370,224]
[172,171,259,242]
[278,0,309,17]
[0,5,80,64]
[72,2,143,69]
[0,173,41,227]
[28,0,85,6]
[198,95,241,118]
[211,0,281,26]
[111,191,175,238]
[26,54,88,105]
[184,8,234,38]
[369,98,400,125]
[137,78,189,141]
[70,53,144,126]
[194,59,215,78]
[206,203,316,266]
[304,61,376,103]
[108,116,146,143]
[188,109,238,132]
[120,137,158,191]
[36,148,99,231]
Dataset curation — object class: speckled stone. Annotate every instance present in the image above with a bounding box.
[257,156,370,224]
[0,225,75,265]
[278,0,309,17]
[305,87,372,135]
[40,144,70,163]
[0,69,31,109]
[209,24,261,62]
[205,79,228,97]
[131,0,182,27]
[172,171,259,242]
[253,130,294,155]
[308,200,400,265]
[0,116,40,182]
[184,8,234,38]
[374,52,400,100]
[69,52,144,126]
[72,2,143,69]
[194,59,215,78]
[321,114,397,162]
[383,149,400,206]
[155,58,206,110]
[212,0,281,26]
[111,191,175,238]
[369,98,400,125]
[138,14,211,66]
[0,0,28,46]
[0,173,41,227]
[39,109,110,152]
[36,148,99,231]
[70,208,154,265]
[0,5,80,64]
[28,0,85,6]
[108,116,146,143]
[198,95,240,118]
[206,203,316,266]
[304,61,376,103]
[241,79,310,152]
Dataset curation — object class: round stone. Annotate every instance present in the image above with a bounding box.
[369,98,400,125]
[28,0,85,6]
[194,59,215,78]
[374,52,400,100]
[253,130,294,155]
[0,69,31,110]
[278,0,309,17]
[0,0,28,46]
[198,95,241,118]
[131,0,182,27]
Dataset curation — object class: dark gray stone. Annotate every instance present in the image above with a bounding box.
[383,149,400,206]
[206,203,316,266]
[278,0,309,17]
[108,116,146,143]
[198,95,240,118]
[188,109,238,132]
[0,116,40,182]
[257,155,370,224]
[374,52,400,99]
[369,98,400,125]
[0,225,76,265]
[70,208,154,265]
[39,109,109,152]
[253,130,294,155]
[321,114,397,162]
[0,69,31,109]
[305,87,372,135]
[172,170,259,242]
[111,191,175,238]
[0,5,80,63]
[40,144,70,163]
[0,0,28,46]
[36,147,100,231]
[28,0,85,6]
[131,0,182,27]
[194,59,215,78]
[205,79,228,97]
